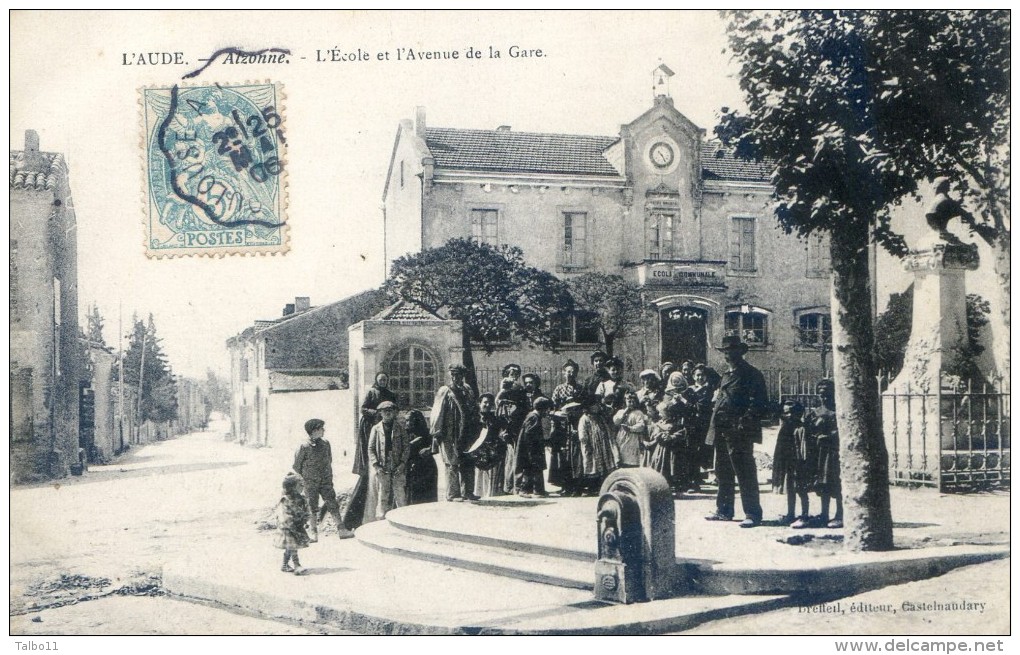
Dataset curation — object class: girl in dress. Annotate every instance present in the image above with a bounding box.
[807,380,843,529]
[687,365,716,486]
[648,372,690,493]
[471,394,509,498]
[276,472,312,575]
[772,400,813,526]
[577,398,619,495]
[613,391,647,468]
[496,364,528,494]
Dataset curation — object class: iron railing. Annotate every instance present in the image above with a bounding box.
[882,375,1010,492]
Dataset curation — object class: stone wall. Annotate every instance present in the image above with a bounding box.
[10,138,82,482]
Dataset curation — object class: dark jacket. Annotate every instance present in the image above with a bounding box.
[514,410,548,472]
[706,359,768,446]
[294,438,334,483]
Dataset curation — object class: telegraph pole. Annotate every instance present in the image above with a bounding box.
[136,327,147,435]
[118,303,125,450]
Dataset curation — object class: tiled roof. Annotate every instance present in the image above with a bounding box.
[424,127,622,177]
[701,141,773,183]
[374,300,444,322]
[421,128,773,183]
[269,371,347,393]
[9,151,62,191]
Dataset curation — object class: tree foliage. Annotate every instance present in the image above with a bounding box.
[85,303,106,347]
[121,314,178,423]
[719,10,1009,253]
[865,11,1009,248]
[385,238,573,386]
[872,288,914,377]
[567,272,645,356]
[203,369,231,414]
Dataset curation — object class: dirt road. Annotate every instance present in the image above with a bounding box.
[9,416,326,634]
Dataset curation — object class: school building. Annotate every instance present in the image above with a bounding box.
[379,68,832,404]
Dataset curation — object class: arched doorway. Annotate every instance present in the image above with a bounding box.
[660,306,708,365]
[385,344,439,410]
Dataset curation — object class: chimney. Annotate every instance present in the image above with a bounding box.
[496,125,511,132]
[283,303,295,316]
[295,296,311,313]
[414,106,426,136]
[23,130,45,171]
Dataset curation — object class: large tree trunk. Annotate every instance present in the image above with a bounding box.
[830,224,895,551]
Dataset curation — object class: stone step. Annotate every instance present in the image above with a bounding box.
[385,505,595,562]
[361,501,1011,598]
[356,519,595,590]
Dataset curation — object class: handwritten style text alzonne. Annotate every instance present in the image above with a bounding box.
[315,45,544,63]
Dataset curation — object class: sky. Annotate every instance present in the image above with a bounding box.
[10,10,995,378]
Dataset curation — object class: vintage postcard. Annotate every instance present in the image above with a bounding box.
[8,9,1010,646]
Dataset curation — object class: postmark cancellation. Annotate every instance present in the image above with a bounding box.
[141,82,288,257]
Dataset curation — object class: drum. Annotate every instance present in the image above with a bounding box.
[465,426,506,471]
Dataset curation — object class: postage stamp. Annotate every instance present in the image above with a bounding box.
[141,82,288,257]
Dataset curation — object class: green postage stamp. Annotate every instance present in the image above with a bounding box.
[141,82,288,257]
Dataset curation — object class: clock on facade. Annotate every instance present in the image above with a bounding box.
[649,141,675,169]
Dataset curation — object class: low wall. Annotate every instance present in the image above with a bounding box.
[267,389,356,474]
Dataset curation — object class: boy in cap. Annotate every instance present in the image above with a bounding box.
[368,401,409,518]
[293,419,354,539]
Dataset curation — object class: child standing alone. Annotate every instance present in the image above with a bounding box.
[276,472,312,574]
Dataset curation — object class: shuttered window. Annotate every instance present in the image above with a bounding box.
[471,209,499,246]
[730,217,756,271]
[562,211,588,268]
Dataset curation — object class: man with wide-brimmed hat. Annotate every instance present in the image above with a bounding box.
[430,363,479,501]
[704,335,769,528]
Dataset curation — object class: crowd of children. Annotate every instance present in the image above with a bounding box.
[487,352,724,498]
[276,352,845,573]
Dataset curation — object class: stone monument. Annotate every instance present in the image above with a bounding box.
[882,187,981,483]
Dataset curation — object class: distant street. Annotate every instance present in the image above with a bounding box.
[9,415,322,634]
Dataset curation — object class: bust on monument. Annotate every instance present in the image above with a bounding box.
[923,177,967,247]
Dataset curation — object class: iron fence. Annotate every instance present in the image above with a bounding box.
[763,369,827,413]
[475,368,572,397]
[882,376,1010,492]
